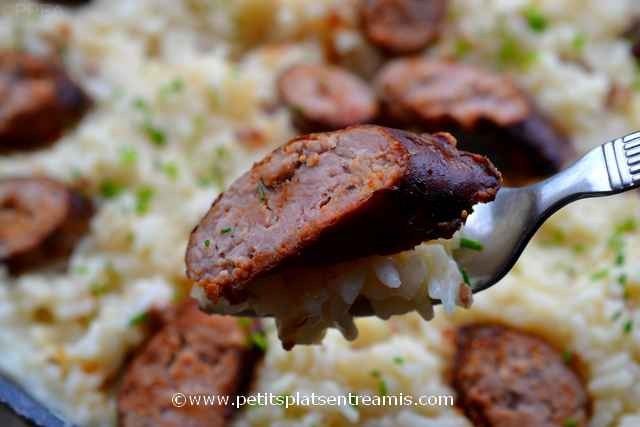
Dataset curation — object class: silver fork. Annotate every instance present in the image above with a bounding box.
[456,131,640,295]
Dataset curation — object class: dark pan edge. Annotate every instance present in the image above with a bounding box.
[0,374,71,427]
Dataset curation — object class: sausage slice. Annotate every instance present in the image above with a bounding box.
[452,324,589,427]
[117,301,263,427]
[278,64,378,132]
[186,125,501,304]
[375,59,572,184]
[0,177,93,274]
[0,52,91,153]
[359,0,448,55]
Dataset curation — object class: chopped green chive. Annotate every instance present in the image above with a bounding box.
[159,78,184,98]
[461,268,471,287]
[257,181,267,202]
[143,121,167,146]
[623,320,634,334]
[392,356,405,366]
[572,33,586,52]
[615,218,637,234]
[129,312,149,327]
[615,253,626,266]
[524,7,549,33]
[162,162,179,180]
[89,282,109,297]
[498,35,538,69]
[564,419,578,427]
[132,97,149,112]
[237,318,252,328]
[203,240,211,248]
[221,227,233,234]
[562,350,573,364]
[618,274,628,286]
[453,38,472,58]
[135,185,155,215]
[460,237,483,251]
[612,311,623,321]
[590,269,609,281]
[249,332,268,351]
[119,146,138,165]
[100,179,125,199]
[370,370,388,396]
[572,243,586,254]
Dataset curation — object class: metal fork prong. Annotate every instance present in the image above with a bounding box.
[625,140,640,150]
[627,146,640,157]
[628,155,640,166]
[623,132,640,143]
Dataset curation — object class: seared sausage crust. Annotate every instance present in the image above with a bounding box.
[278,64,378,132]
[452,324,589,427]
[118,302,262,427]
[0,177,93,274]
[186,125,501,304]
[375,59,572,184]
[359,0,448,55]
[0,52,91,153]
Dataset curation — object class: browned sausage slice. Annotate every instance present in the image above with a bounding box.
[376,59,530,128]
[375,58,572,184]
[0,52,92,153]
[278,64,378,132]
[186,125,501,304]
[0,177,93,274]
[452,324,589,427]
[360,0,448,55]
[117,301,263,427]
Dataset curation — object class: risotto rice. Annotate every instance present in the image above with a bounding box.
[0,0,640,426]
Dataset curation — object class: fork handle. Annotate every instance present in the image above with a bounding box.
[532,131,640,216]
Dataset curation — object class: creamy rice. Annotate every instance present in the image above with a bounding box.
[0,0,640,426]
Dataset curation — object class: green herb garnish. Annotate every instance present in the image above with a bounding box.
[203,239,211,248]
[100,179,124,199]
[564,419,578,427]
[119,146,138,165]
[572,33,586,52]
[143,121,167,146]
[615,218,637,234]
[370,370,388,396]
[453,39,472,58]
[460,237,483,251]
[90,282,109,297]
[392,356,405,366]
[129,312,149,327]
[624,320,634,334]
[612,311,623,321]
[590,269,609,281]
[562,350,573,364]
[135,185,155,215]
[162,162,179,180]
[618,274,628,286]
[257,180,267,202]
[159,78,184,98]
[524,7,549,33]
[132,97,149,112]
[221,227,233,234]
[498,35,538,69]
[237,318,252,328]
[461,268,472,287]
[249,332,268,351]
